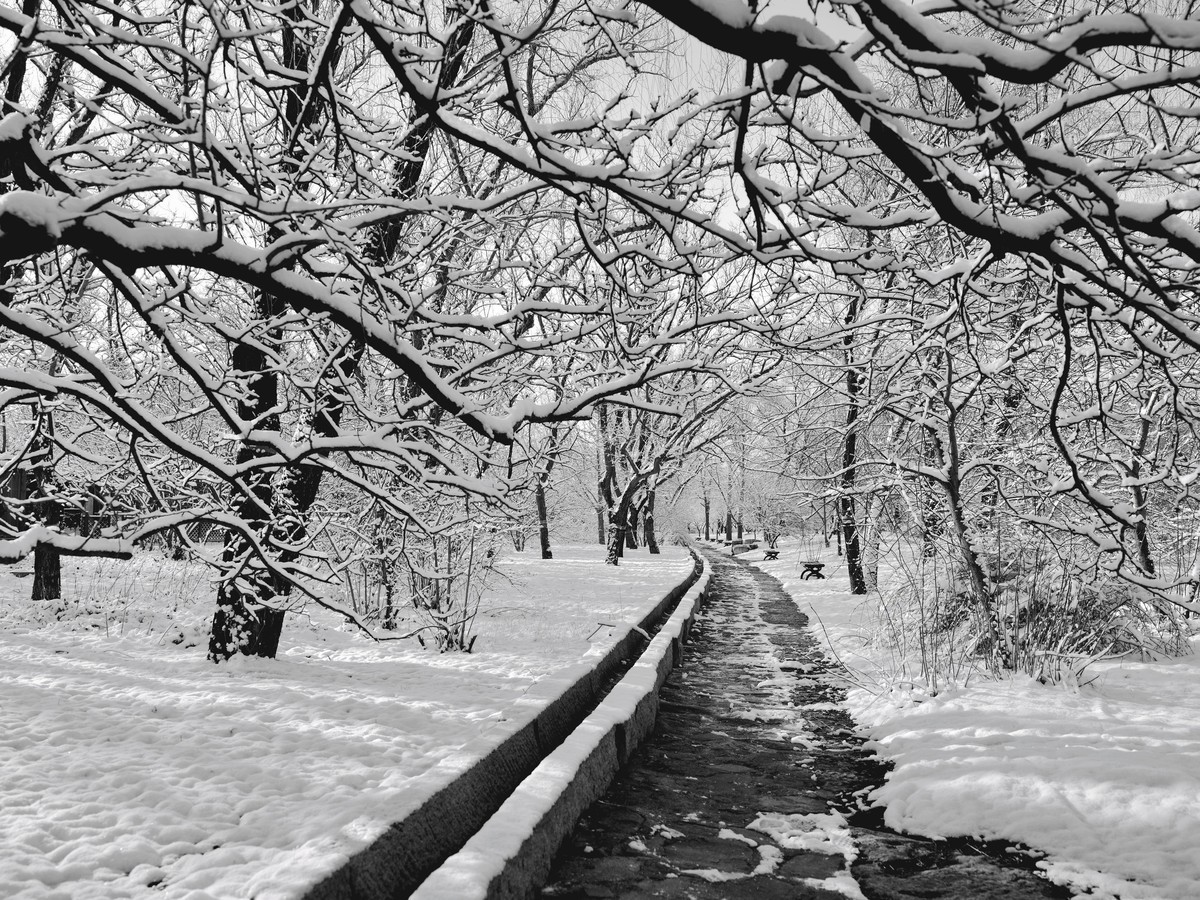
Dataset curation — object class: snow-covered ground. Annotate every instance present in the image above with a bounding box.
[755,541,1200,900]
[0,545,692,900]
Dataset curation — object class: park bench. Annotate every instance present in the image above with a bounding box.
[763,549,780,561]
[800,561,826,580]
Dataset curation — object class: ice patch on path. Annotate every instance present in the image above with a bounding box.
[681,868,746,883]
[749,811,857,860]
[749,810,867,899]
[681,844,782,882]
[718,828,757,846]
[808,868,868,900]
[753,844,783,875]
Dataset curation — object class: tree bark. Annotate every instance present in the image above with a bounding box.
[535,479,552,559]
[1129,408,1155,575]
[841,293,867,594]
[644,488,660,554]
[32,545,61,603]
[208,286,287,660]
[605,500,629,564]
[28,400,61,601]
[862,492,885,592]
[606,477,649,565]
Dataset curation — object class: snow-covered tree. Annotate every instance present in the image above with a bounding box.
[9,0,1200,666]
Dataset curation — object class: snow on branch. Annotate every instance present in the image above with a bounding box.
[0,526,133,563]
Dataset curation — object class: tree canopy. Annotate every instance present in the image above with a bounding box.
[3,0,1200,660]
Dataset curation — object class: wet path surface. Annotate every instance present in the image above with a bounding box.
[541,551,1068,899]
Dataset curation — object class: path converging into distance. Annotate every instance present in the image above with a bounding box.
[541,550,1067,900]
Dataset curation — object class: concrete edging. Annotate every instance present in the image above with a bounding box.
[301,548,705,900]
[409,551,714,900]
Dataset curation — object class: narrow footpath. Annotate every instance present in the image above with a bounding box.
[541,550,1067,900]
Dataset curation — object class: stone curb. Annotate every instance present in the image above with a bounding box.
[409,551,713,900]
[301,548,705,900]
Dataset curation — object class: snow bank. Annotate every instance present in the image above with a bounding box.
[0,545,691,900]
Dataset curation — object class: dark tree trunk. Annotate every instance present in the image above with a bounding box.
[841,293,867,595]
[535,425,560,560]
[210,588,286,659]
[644,489,659,554]
[920,424,946,557]
[208,293,287,661]
[598,404,622,554]
[606,479,644,565]
[32,545,60,603]
[536,479,552,559]
[703,494,711,540]
[1129,411,1155,575]
[605,511,627,565]
[29,402,61,602]
[626,506,639,550]
[725,511,733,543]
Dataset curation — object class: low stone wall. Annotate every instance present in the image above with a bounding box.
[301,549,704,900]
[410,555,713,900]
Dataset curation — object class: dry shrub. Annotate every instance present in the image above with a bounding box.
[871,525,1188,690]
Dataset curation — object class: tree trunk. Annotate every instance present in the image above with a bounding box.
[32,545,61,603]
[605,511,627,565]
[209,586,287,659]
[606,479,643,565]
[940,356,1007,671]
[862,492,886,592]
[840,416,866,592]
[535,425,561,560]
[919,427,945,557]
[205,11,477,661]
[208,280,287,662]
[841,294,867,594]
[725,511,733,543]
[536,479,552,559]
[1129,409,1155,575]
[626,505,639,550]
[28,401,61,602]
[644,488,660,554]
[703,493,710,540]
